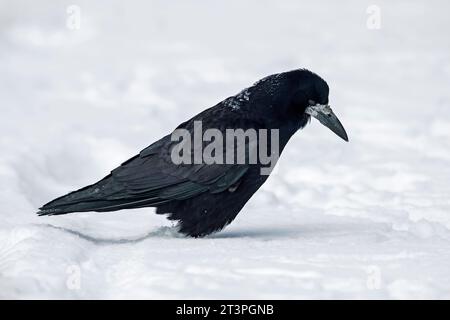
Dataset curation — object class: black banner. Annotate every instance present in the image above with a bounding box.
[0,300,446,319]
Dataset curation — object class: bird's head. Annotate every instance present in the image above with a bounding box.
[254,69,348,142]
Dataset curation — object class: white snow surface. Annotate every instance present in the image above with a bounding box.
[1,0,450,299]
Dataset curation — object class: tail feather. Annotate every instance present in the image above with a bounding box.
[38,198,163,216]
[38,199,120,216]
[37,174,172,216]
[38,175,127,215]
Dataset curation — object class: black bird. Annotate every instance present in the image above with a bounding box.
[38,69,348,237]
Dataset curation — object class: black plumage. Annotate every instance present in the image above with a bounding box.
[38,69,348,237]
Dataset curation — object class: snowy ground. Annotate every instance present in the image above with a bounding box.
[1,0,450,299]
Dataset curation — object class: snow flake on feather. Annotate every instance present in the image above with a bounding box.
[251,72,283,97]
[252,72,281,87]
[225,88,251,110]
[225,73,283,111]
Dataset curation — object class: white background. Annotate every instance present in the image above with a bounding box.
[1,0,450,299]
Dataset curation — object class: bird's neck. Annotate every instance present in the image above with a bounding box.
[277,114,310,150]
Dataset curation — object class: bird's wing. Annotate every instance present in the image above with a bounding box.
[108,145,249,203]
[38,106,262,214]
[101,111,262,204]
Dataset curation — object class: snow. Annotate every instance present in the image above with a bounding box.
[1,0,450,299]
[224,88,251,110]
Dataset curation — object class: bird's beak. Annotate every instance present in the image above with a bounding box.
[305,104,348,142]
